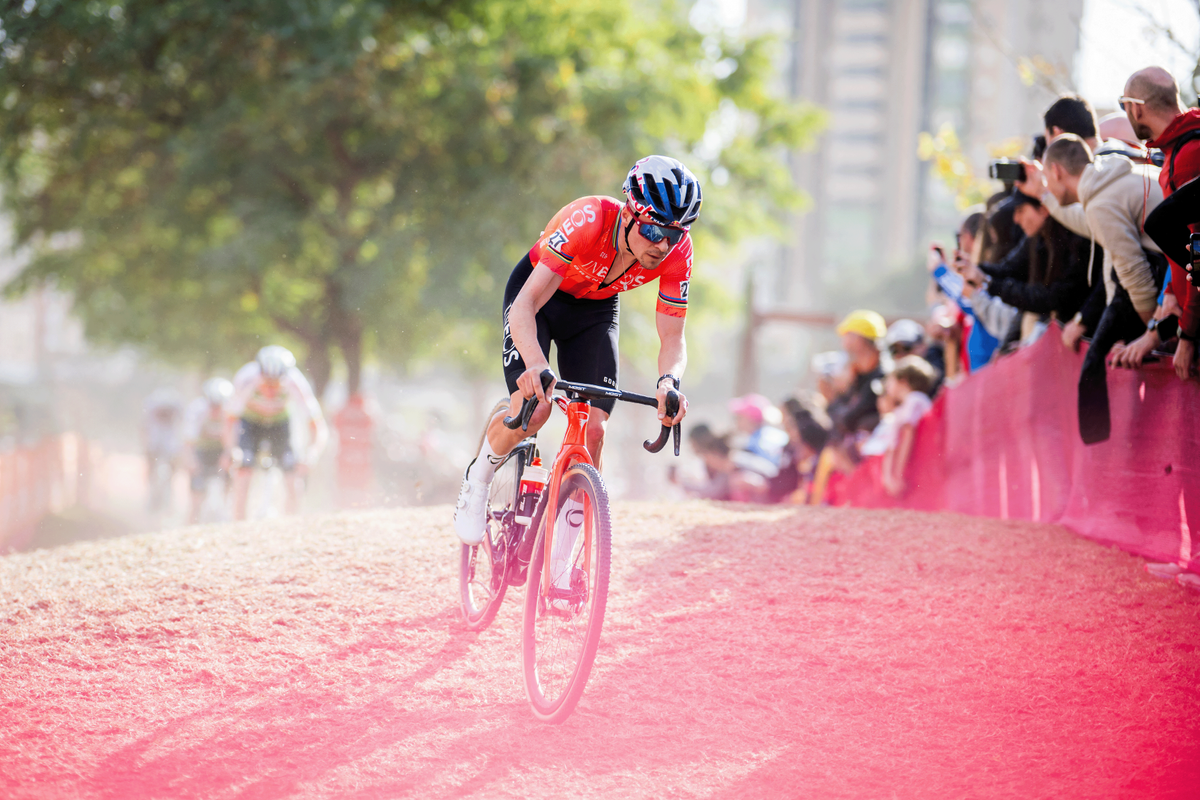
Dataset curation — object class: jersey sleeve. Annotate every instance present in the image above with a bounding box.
[285,367,329,461]
[655,237,693,318]
[531,198,608,276]
[227,362,259,418]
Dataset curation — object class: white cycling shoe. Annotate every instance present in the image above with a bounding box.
[453,469,489,545]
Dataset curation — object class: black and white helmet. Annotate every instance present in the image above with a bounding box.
[202,377,234,405]
[256,345,296,379]
[622,155,702,228]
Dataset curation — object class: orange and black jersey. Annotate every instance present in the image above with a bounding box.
[529,195,691,317]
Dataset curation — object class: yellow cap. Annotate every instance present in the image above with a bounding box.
[836,309,887,340]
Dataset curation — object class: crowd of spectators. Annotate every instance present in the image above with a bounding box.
[674,64,1200,588]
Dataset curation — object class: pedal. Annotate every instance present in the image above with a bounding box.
[506,557,530,587]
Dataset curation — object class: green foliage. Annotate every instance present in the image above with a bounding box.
[0,0,822,390]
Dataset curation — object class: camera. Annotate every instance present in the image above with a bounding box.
[1189,232,1200,277]
[988,158,1026,183]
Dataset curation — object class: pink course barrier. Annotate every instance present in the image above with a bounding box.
[848,331,1200,570]
[0,436,64,550]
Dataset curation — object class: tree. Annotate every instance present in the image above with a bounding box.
[0,0,822,394]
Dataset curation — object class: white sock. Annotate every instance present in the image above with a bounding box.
[466,435,502,485]
[552,497,585,589]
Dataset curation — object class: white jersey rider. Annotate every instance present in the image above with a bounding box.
[228,345,329,519]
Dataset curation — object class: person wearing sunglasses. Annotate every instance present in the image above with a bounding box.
[453,155,702,544]
[1120,66,1200,380]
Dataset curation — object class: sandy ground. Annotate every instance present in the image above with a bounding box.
[1,502,1198,799]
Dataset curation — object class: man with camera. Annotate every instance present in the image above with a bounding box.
[1117,66,1200,380]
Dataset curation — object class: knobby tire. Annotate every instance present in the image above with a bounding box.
[521,462,611,723]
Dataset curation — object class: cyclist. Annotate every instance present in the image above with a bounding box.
[141,387,183,513]
[454,155,700,545]
[229,345,329,520]
[183,377,233,524]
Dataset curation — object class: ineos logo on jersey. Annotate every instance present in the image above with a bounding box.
[502,306,521,366]
[548,204,597,244]
[614,273,647,292]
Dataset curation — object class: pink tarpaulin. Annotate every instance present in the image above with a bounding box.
[847,331,1200,569]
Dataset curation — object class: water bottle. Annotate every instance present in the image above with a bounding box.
[515,459,548,525]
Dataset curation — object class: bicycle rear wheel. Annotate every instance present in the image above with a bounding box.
[521,462,611,723]
[460,446,526,631]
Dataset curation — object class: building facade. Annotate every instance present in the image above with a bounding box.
[748,0,1084,311]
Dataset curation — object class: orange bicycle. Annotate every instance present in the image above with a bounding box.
[459,369,680,723]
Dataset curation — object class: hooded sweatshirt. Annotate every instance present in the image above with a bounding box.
[1076,154,1164,316]
[1147,108,1200,337]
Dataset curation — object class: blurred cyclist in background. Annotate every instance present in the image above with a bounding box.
[183,377,233,524]
[141,387,184,512]
[229,345,329,520]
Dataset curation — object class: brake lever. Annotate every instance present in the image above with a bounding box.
[502,369,557,431]
[643,390,681,455]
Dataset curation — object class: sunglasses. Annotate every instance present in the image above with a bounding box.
[636,216,686,248]
[1118,95,1145,112]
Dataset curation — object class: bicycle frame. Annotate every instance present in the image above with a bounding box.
[538,395,595,598]
[502,370,681,601]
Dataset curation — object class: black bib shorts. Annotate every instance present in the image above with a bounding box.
[502,254,620,415]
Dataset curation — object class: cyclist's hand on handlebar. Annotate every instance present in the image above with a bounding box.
[656,383,687,426]
[517,365,556,404]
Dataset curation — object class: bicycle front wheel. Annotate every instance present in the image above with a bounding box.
[521,462,611,723]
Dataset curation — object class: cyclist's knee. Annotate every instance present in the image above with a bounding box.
[585,413,608,449]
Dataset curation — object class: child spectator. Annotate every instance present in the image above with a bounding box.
[871,356,938,498]
[728,393,791,468]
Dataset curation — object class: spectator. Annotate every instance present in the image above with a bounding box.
[1095,111,1155,165]
[929,213,1018,367]
[1018,95,1106,349]
[981,192,1025,263]
[728,393,790,467]
[811,351,850,406]
[925,303,965,384]
[1118,66,1200,379]
[680,423,776,503]
[775,398,832,503]
[980,190,1095,346]
[1033,134,1166,442]
[826,310,887,436]
[1043,94,1099,146]
[885,318,944,393]
[876,356,938,498]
